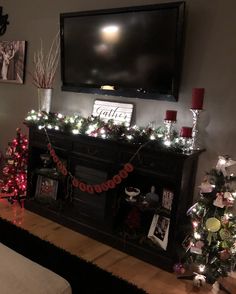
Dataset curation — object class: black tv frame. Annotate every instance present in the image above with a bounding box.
[60,1,185,102]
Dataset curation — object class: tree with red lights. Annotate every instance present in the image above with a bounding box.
[0,128,28,205]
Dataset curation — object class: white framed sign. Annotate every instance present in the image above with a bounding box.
[92,99,134,126]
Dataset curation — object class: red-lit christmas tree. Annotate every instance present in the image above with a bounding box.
[0,128,28,205]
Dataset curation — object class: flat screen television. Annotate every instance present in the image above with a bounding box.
[60,1,185,101]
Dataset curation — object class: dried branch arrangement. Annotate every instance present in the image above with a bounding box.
[32,33,60,88]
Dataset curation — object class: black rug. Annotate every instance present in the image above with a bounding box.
[0,217,147,294]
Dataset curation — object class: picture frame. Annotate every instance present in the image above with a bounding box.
[35,175,58,200]
[92,99,134,126]
[148,214,170,250]
[0,40,26,84]
[162,189,174,211]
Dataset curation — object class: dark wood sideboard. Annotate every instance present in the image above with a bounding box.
[25,125,202,272]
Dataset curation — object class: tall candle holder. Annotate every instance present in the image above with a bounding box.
[190,109,202,150]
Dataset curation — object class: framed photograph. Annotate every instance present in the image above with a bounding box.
[35,175,58,200]
[162,189,174,211]
[148,214,170,250]
[0,40,26,84]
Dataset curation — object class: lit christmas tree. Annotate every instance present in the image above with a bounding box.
[176,156,236,291]
[0,128,28,205]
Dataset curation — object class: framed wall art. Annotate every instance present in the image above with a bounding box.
[0,40,26,84]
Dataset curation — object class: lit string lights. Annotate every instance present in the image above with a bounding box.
[25,110,189,152]
[0,128,28,204]
[175,156,236,289]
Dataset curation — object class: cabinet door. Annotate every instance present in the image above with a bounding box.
[67,156,115,230]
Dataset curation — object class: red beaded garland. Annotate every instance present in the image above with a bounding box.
[86,185,94,194]
[106,179,116,189]
[113,174,122,184]
[101,182,109,191]
[79,182,87,192]
[57,161,63,170]
[72,177,79,187]
[53,155,59,163]
[61,167,68,176]
[50,149,56,157]
[93,185,102,193]
[124,163,134,172]
[47,142,135,193]
[119,169,128,179]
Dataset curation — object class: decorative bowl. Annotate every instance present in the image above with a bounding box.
[125,187,140,201]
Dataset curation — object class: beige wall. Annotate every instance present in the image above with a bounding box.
[1,0,236,197]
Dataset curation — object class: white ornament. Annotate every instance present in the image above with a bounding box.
[216,156,236,176]
[224,191,234,201]
[213,193,225,208]
[199,181,213,193]
[193,274,206,287]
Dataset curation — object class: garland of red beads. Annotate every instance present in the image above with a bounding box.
[47,143,134,194]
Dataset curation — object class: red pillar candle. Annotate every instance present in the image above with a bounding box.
[191,88,205,109]
[165,110,177,121]
[180,127,192,138]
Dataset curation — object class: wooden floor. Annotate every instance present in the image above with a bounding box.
[0,199,235,294]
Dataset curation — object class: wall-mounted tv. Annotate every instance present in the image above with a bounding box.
[60,1,185,101]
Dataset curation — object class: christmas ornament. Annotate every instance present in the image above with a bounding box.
[221,215,229,226]
[205,217,221,233]
[173,263,185,274]
[193,274,206,287]
[219,249,230,261]
[223,191,234,207]
[195,240,204,249]
[190,245,202,255]
[219,228,231,240]
[213,193,225,208]
[199,180,213,193]
[216,155,236,176]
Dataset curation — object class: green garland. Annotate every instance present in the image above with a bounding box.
[25,110,188,152]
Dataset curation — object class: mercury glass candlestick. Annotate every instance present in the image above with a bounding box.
[180,127,193,153]
[190,109,202,150]
[164,120,176,146]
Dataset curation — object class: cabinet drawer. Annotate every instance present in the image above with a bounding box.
[30,131,71,150]
[120,151,181,176]
[73,141,116,162]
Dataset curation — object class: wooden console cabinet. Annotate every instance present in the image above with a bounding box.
[25,125,202,271]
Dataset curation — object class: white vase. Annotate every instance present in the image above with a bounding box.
[38,88,52,113]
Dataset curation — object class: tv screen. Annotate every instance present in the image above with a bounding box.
[60,2,185,101]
